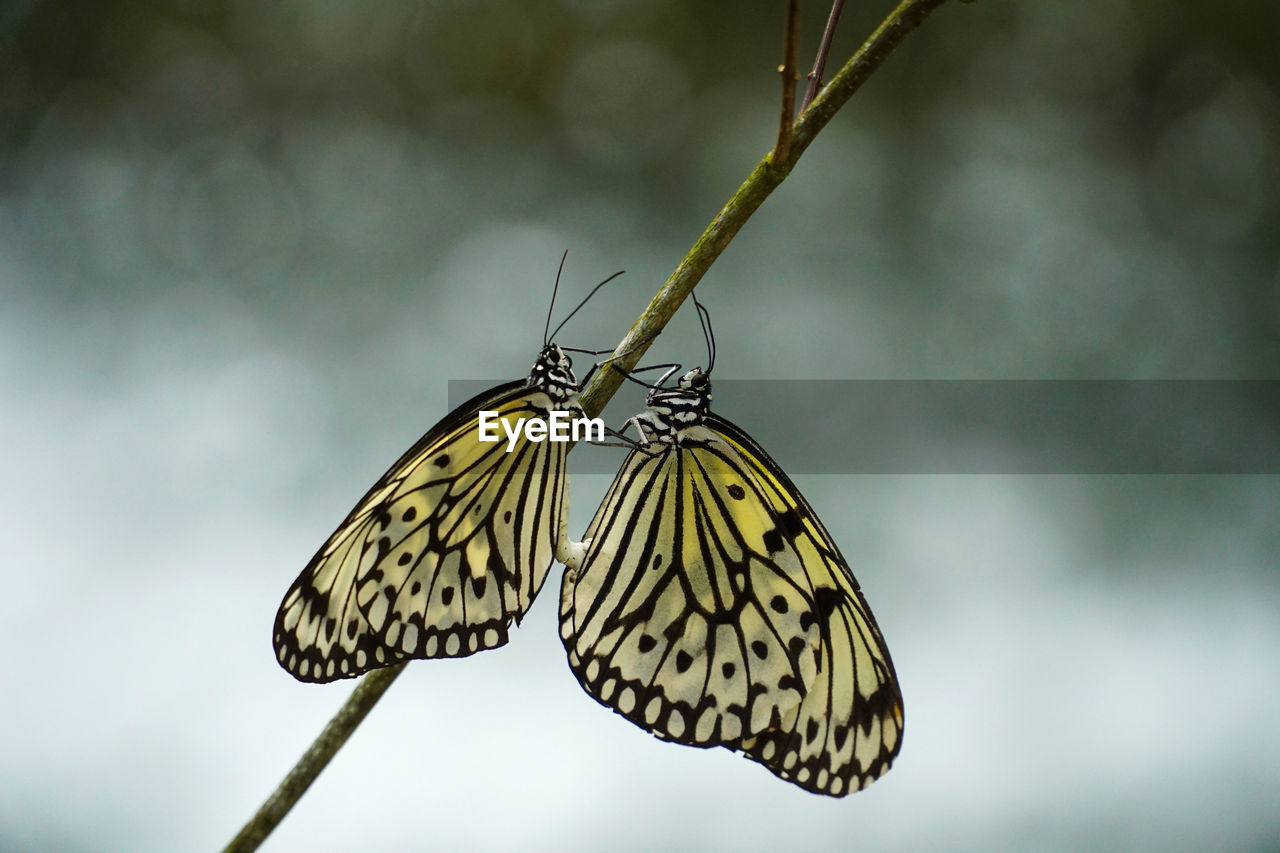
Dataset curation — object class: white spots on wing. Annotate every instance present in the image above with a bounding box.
[695,708,717,741]
[666,709,685,739]
[720,714,742,742]
[401,622,419,652]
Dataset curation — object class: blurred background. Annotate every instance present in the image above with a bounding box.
[2,1,1278,851]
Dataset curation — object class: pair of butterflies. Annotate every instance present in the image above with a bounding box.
[273,293,903,797]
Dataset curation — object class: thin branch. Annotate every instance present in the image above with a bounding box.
[581,0,955,414]
[801,0,846,112]
[226,0,957,849]
[771,0,801,165]
[222,664,406,853]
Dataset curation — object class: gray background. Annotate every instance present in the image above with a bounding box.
[2,2,1278,851]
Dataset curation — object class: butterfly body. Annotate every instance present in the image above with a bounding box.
[560,367,903,796]
[275,343,582,683]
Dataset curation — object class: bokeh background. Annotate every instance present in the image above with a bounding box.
[3,1,1278,851]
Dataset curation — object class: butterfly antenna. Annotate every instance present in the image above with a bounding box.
[612,361,683,392]
[591,331,656,369]
[692,291,716,374]
[548,269,625,343]
[544,250,570,346]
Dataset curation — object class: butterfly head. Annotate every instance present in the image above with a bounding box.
[645,366,711,429]
[678,367,711,395]
[528,343,579,402]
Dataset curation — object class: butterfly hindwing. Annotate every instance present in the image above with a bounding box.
[276,346,579,683]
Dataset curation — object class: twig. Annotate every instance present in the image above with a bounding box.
[771,0,801,165]
[225,1,958,849]
[801,0,846,111]
[222,664,406,853]
[581,0,955,411]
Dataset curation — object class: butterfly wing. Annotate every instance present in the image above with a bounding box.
[707,414,903,795]
[560,422,827,743]
[275,380,573,683]
[562,438,816,748]
[560,414,902,796]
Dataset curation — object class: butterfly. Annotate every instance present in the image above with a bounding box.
[274,268,617,683]
[559,297,903,796]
